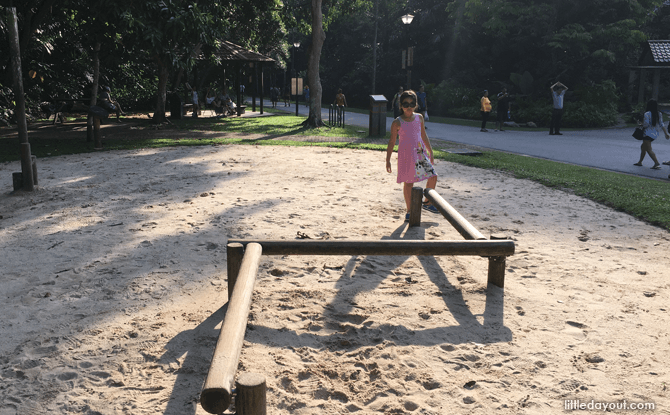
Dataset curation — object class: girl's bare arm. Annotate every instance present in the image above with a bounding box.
[386,120,400,172]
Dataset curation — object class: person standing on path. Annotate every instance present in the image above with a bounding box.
[549,82,568,135]
[495,88,510,131]
[385,90,439,221]
[391,86,404,119]
[270,86,279,108]
[304,85,310,107]
[635,99,669,170]
[480,90,492,132]
[417,85,428,129]
[333,88,347,121]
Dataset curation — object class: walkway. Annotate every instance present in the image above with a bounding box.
[256,99,670,180]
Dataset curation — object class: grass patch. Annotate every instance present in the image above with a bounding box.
[2,113,668,231]
[180,112,366,138]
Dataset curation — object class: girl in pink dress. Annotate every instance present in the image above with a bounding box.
[385,90,438,221]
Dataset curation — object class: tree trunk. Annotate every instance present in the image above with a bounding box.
[87,42,101,142]
[153,59,169,123]
[304,0,326,128]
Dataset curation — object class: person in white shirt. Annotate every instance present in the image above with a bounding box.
[549,82,567,135]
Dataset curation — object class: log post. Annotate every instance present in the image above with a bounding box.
[227,242,245,302]
[201,243,262,414]
[487,234,508,288]
[424,188,485,240]
[8,8,34,192]
[408,187,422,227]
[236,372,267,415]
[93,117,103,150]
[12,172,22,191]
[31,155,38,186]
[20,143,35,191]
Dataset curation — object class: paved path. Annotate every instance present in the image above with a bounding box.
[255,100,670,180]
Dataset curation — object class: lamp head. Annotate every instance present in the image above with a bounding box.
[401,14,414,25]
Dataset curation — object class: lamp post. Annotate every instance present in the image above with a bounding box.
[401,13,414,90]
[292,42,301,115]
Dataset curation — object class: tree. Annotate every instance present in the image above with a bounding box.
[305,0,327,127]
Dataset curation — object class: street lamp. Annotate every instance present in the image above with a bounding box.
[401,14,414,89]
[292,42,301,115]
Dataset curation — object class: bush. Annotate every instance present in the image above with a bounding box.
[420,79,621,127]
[425,79,479,117]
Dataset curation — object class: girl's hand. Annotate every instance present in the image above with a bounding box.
[386,160,392,173]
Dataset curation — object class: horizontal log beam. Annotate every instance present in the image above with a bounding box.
[423,188,486,241]
[227,239,514,257]
[201,243,263,414]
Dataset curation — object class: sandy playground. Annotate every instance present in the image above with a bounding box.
[0,140,669,414]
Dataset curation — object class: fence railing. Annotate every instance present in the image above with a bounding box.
[328,104,346,127]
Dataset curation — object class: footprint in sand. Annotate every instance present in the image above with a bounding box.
[56,372,78,381]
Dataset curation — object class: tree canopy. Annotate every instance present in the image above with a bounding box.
[1,0,669,126]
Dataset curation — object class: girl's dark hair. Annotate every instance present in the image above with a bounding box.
[399,90,418,111]
[646,99,659,126]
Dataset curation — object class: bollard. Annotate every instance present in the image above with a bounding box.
[236,372,267,415]
[12,172,22,191]
[487,234,509,288]
[20,143,34,191]
[408,187,422,227]
[227,242,245,302]
[31,155,38,186]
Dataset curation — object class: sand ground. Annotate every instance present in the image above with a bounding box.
[0,143,669,414]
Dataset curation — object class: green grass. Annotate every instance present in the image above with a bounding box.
[181,112,367,138]
[2,113,669,231]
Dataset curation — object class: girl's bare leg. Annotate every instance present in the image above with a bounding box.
[403,182,413,212]
[423,176,438,203]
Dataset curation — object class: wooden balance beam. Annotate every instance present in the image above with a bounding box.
[203,189,515,413]
[423,188,511,287]
[201,243,263,414]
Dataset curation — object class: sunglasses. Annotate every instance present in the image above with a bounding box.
[401,101,416,108]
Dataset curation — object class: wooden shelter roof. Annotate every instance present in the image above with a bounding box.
[638,40,670,66]
[212,41,275,63]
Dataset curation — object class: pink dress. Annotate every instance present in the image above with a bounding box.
[396,115,437,184]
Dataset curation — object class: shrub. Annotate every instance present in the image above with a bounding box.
[425,79,479,117]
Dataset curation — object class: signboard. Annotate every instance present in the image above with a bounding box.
[291,78,304,96]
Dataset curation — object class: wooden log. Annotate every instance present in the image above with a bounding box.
[227,242,245,302]
[201,243,262,414]
[31,155,38,186]
[236,372,267,415]
[12,172,22,191]
[487,234,508,288]
[409,187,422,227]
[93,117,103,150]
[424,188,485,240]
[8,8,33,192]
[227,239,515,257]
[20,143,35,191]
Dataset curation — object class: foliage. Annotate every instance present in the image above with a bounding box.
[424,79,479,117]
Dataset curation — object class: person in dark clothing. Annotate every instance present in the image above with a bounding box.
[495,88,511,131]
